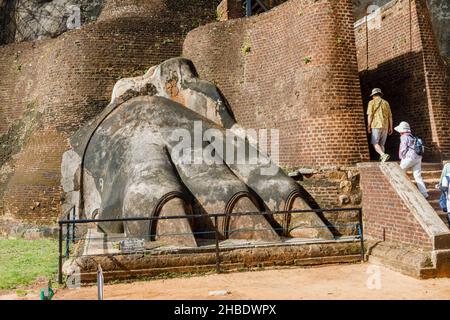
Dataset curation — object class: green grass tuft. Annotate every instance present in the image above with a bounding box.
[0,239,58,290]
[303,56,312,64]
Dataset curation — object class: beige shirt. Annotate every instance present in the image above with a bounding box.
[367,97,392,129]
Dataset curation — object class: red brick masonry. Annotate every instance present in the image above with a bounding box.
[183,0,370,168]
[0,0,216,224]
[355,0,450,161]
[358,162,450,250]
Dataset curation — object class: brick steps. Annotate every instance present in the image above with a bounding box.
[420,163,444,171]
[426,189,441,200]
[407,162,449,228]
[408,178,440,190]
[408,178,440,200]
[429,199,441,209]
[359,162,450,278]
[437,212,450,226]
[407,170,442,180]
[366,241,436,279]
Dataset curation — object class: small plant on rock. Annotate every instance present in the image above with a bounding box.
[162,39,175,45]
[242,43,251,55]
[215,10,222,21]
[303,56,312,64]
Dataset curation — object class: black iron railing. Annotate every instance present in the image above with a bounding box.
[244,0,287,16]
[58,207,364,284]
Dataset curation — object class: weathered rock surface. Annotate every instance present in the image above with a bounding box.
[1,0,104,44]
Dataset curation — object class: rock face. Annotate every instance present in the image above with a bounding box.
[0,0,104,44]
[61,58,334,246]
[0,0,217,229]
[427,0,450,59]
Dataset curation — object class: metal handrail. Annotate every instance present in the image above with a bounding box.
[58,207,362,224]
[58,207,364,284]
[61,205,76,259]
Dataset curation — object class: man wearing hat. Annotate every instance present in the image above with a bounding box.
[367,88,393,162]
[394,121,428,198]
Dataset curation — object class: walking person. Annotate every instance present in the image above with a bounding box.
[438,163,450,225]
[394,121,429,198]
[367,88,393,162]
[437,163,450,215]
[437,163,450,196]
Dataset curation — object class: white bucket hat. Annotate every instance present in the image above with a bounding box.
[370,88,383,97]
[394,121,411,133]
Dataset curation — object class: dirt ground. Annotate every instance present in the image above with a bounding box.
[2,263,450,300]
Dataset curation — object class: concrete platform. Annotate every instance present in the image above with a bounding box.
[63,228,363,283]
[81,228,362,256]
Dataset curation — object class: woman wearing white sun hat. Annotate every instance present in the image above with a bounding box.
[394,121,428,198]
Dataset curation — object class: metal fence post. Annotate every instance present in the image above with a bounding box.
[72,206,76,244]
[97,264,104,300]
[214,215,221,273]
[358,208,365,262]
[58,222,63,284]
[246,0,252,16]
[65,222,70,258]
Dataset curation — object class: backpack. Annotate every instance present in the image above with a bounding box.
[408,134,425,156]
[439,176,450,213]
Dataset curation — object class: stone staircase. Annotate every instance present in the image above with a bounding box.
[407,162,449,229]
[360,161,450,278]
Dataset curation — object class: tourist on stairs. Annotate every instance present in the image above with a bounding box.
[394,121,428,199]
[437,163,450,225]
[367,88,393,163]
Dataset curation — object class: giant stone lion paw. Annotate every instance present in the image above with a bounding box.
[61,58,334,247]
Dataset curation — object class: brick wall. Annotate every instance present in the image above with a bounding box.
[217,0,244,21]
[296,167,361,236]
[355,0,450,161]
[353,0,450,59]
[359,163,433,250]
[0,0,216,225]
[183,0,370,168]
